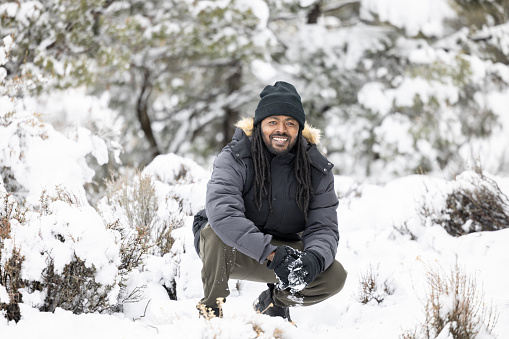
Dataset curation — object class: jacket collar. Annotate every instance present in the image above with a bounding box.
[230,118,334,173]
[234,117,322,145]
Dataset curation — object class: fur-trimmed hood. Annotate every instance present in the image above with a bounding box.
[234,117,322,145]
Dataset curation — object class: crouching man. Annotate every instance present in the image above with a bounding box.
[193,81,347,321]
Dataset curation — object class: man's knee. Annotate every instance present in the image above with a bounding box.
[324,260,348,296]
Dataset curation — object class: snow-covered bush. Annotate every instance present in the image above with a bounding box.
[358,263,394,305]
[420,168,509,237]
[405,263,498,339]
[4,190,121,315]
[0,188,122,321]
[1,35,123,320]
[0,194,25,322]
[97,154,209,303]
[101,170,162,263]
[141,153,210,256]
[99,170,159,300]
[0,245,24,322]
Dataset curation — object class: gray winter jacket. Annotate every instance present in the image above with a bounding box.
[206,118,339,269]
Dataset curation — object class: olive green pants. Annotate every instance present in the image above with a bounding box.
[199,224,347,308]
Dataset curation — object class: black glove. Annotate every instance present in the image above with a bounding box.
[267,246,302,289]
[299,250,325,284]
[286,250,325,292]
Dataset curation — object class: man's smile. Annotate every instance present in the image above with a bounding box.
[271,135,290,148]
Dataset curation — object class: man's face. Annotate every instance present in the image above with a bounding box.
[260,115,300,156]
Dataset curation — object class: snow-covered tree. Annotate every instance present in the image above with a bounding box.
[2,0,509,181]
[0,0,274,166]
[265,0,509,181]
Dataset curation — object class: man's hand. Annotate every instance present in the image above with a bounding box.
[266,251,275,262]
[267,247,325,292]
[286,250,324,292]
[267,246,302,289]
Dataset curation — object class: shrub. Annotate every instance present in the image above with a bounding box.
[421,167,509,237]
[0,246,24,322]
[153,218,180,257]
[101,170,185,257]
[0,193,26,322]
[1,189,121,319]
[107,219,150,274]
[102,170,155,272]
[404,262,498,339]
[36,254,115,314]
[105,170,159,234]
[99,168,190,305]
[102,170,167,309]
[358,263,394,305]
[153,193,186,257]
[422,264,498,338]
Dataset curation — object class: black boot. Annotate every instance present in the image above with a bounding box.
[253,284,292,321]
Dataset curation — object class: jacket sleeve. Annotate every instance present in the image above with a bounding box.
[301,169,339,270]
[206,148,277,263]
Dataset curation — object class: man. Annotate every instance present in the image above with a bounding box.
[193,81,347,321]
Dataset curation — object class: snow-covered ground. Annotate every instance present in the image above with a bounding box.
[2,80,508,338]
[1,146,508,338]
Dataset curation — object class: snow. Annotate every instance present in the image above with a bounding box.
[6,202,120,287]
[357,82,392,116]
[14,1,42,27]
[385,77,459,108]
[251,59,278,82]
[2,130,509,338]
[0,3,18,18]
[360,0,456,37]
[0,285,9,304]
[236,0,269,29]
[288,23,390,71]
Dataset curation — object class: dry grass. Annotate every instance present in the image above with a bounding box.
[358,263,393,304]
[105,170,158,232]
[403,261,499,338]
[422,263,498,338]
[104,170,158,267]
[197,297,224,320]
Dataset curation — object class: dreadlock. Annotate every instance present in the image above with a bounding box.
[251,123,272,213]
[251,124,314,220]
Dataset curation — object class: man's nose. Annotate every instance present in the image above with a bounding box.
[275,122,287,133]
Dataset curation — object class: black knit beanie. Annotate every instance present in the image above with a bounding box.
[254,81,305,129]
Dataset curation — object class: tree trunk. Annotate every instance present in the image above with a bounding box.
[137,68,160,160]
[223,60,242,146]
[307,1,322,24]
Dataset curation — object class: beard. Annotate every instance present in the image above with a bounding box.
[263,132,298,156]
